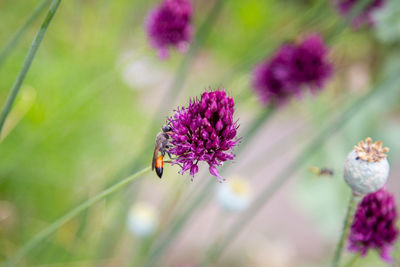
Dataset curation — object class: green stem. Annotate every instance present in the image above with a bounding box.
[145,105,275,267]
[0,0,62,136]
[0,0,51,68]
[343,253,360,267]
[3,166,151,267]
[202,71,400,265]
[94,0,226,260]
[326,0,373,42]
[238,104,275,150]
[332,193,358,267]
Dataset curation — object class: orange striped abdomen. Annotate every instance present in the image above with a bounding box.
[155,155,163,178]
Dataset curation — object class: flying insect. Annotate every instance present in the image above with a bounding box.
[308,166,334,177]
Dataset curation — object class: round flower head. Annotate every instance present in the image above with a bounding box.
[252,44,297,105]
[348,189,399,262]
[334,0,386,28]
[252,34,332,106]
[216,177,252,212]
[168,89,239,181]
[289,35,333,90]
[344,137,390,195]
[127,202,158,238]
[146,0,193,58]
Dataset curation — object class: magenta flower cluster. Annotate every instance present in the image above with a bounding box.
[348,189,399,262]
[146,0,193,58]
[167,90,239,180]
[334,0,386,28]
[252,34,333,105]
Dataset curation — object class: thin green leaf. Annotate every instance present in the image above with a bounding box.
[3,166,151,267]
[0,0,51,68]
[0,0,62,136]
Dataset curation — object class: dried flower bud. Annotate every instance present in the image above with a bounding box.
[344,137,390,195]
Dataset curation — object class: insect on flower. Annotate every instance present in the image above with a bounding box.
[152,125,174,178]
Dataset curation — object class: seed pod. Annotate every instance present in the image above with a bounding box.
[344,137,390,195]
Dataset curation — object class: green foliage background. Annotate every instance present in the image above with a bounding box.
[0,0,399,266]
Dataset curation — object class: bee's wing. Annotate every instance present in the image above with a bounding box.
[152,145,159,171]
[308,166,320,175]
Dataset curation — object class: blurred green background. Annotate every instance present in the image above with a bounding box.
[0,0,399,266]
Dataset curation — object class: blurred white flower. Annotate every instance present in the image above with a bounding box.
[127,202,158,238]
[216,177,252,212]
[118,50,170,90]
[374,0,400,44]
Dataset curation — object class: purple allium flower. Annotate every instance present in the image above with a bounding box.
[290,35,333,90]
[252,44,297,105]
[252,34,332,105]
[348,188,399,262]
[334,0,386,28]
[146,0,193,58]
[167,89,239,181]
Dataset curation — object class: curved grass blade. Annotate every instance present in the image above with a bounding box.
[0,0,62,136]
[3,166,151,267]
[0,0,51,68]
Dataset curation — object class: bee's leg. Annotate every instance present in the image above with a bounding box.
[167,151,174,159]
[163,160,183,169]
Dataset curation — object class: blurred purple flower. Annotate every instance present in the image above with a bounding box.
[334,0,386,28]
[290,35,333,91]
[348,188,399,262]
[168,89,239,181]
[252,44,297,105]
[252,34,332,105]
[146,0,193,58]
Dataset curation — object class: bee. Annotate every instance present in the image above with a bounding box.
[308,166,334,177]
[152,125,173,178]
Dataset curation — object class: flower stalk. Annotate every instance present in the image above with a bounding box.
[331,193,358,267]
[344,253,360,267]
[0,0,62,136]
[4,166,151,267]
[0,0,51,68]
